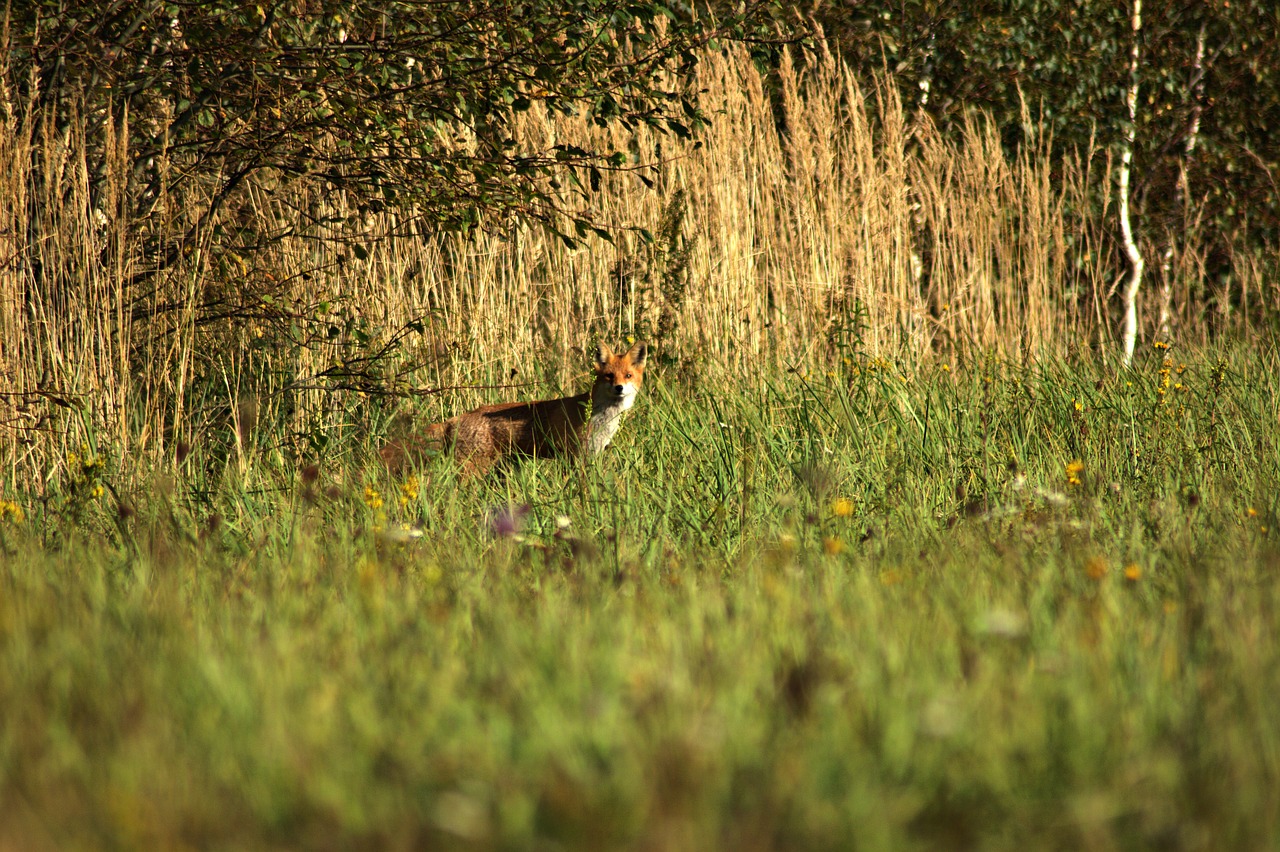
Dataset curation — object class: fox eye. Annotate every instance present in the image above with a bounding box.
[624,372,633,380]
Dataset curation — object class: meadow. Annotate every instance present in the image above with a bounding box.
[4,20,1280,849]
[3,342,1280,850]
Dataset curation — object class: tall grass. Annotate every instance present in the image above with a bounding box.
[3,37,1274,491]
[5,23,1280,849]
[2,347,1278,848]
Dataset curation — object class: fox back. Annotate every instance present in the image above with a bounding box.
[381,341,646,474]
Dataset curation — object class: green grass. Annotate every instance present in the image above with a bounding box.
[3,346,1280,850]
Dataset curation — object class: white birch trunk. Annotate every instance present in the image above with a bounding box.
[1120,0,1144,367]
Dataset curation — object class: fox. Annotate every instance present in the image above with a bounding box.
[381,341,647,475]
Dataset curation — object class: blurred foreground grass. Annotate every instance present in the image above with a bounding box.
[2,346,1279,850]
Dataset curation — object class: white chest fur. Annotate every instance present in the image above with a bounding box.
[584,394,635,456]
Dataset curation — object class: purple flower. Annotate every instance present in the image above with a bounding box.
[487,503,531,538]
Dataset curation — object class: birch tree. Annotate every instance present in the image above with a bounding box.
[1119,0,1145,366]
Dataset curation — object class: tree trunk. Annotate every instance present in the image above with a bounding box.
[1120,0,1144,367]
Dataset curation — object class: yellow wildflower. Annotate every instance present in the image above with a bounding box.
[363,486,384,510]
[823,536,845,556]
[1066,459,1084,486]
[830,497,855,518]
[397,475,420,509]
[1123,563,1142,582]
[1084,556,1108,580]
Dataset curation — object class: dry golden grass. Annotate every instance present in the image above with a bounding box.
[0,37,1270,483]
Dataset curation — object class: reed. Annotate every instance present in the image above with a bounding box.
[0,37,1271,489]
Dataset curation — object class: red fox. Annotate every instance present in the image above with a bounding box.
[381,341,647,475]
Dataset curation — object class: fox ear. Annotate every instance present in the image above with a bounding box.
[627,341,648,366]
[595,342,614,368]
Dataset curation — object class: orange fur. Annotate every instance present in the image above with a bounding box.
[381,341,647,475]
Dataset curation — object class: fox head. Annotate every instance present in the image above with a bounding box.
[593,341,647,410]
